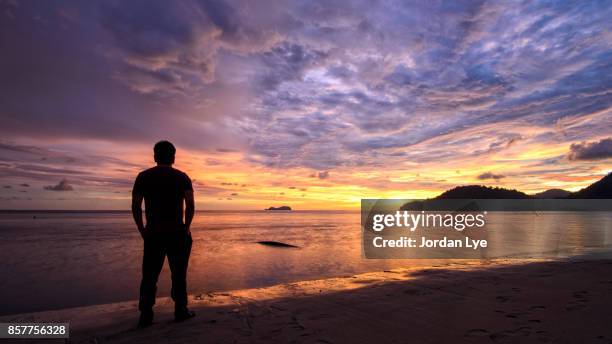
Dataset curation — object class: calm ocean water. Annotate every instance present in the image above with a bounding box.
[0,211,407,315]
[0,210,611,315]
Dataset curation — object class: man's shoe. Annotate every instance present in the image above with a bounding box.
[174,308,196,322]
[138,310,154,328]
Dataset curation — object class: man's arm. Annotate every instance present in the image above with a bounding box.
[184,190,195,235]
[132,192,146,238]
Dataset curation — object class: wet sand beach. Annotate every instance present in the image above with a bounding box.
[3,258,612,343]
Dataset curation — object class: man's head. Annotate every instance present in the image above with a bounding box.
[154,140,176,165]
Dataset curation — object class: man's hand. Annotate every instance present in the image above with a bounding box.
[132,192,146,239]
[184,190,195,237]
[138,225,147,239]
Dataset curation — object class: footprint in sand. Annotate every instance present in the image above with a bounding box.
[565,303,588,311]
[535,330,552,343]
[566,290,589,311]
[496,295,513,303]
[465,329,489,338]
[490,326,532,342]
[572,290,588,300]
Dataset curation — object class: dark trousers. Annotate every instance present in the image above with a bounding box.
[139,231,192,312]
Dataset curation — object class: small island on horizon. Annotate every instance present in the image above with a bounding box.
[265,206,292,211]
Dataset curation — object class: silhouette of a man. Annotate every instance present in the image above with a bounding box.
[132,140,195,327]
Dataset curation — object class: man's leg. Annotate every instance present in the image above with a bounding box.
[167,231,193,320]
[139,234,166,325]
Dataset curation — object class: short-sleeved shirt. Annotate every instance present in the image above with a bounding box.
[132,166,193,230]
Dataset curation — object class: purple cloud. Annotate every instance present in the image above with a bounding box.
[568,138,612,161]
[477,172,506,181]
[0,0,610,177]
[44,179,74,191]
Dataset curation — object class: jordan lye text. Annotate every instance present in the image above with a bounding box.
[369,211,489,251]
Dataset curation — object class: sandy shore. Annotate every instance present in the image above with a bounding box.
[2,258,612,343]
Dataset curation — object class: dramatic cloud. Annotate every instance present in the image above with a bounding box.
[239,1,612,170]
[44,179,74,192]
[477,172,506,181]
[568,138,612,161]
[0,1,610,209]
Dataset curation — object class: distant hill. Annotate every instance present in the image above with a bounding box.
[399,174,610,211]
[426,173,611,200]
[568,173,612,199]
[399,185,529,211]
[435,185,531,199]
[533,189,572,199]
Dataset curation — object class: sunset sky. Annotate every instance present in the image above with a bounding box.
[0,0,610,210]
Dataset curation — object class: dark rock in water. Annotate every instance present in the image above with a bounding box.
[265,206,292,211]
[256,241,299,248]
